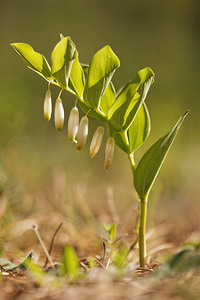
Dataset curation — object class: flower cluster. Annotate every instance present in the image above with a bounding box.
[43,89,115,169]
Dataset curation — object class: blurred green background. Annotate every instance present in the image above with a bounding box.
[0,0,200,230]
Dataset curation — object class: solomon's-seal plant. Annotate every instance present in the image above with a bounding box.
[11,35,189,267]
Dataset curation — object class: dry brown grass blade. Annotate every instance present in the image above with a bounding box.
[43,222,63,268]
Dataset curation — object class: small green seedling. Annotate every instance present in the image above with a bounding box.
[102,223,120,261]
[11,35,189,267]
[103,223,129,274]
[103,223,117,243]
[60,245,79,281]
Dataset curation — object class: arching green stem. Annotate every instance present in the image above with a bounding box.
[120,132,136,174]
[50,79,106,119]
[128,152,136,175]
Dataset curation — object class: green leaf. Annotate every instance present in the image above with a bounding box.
[108,67,154,131]
[69,51,85,97]
[60,246,79,280]
[83,45,120,109]
[108,84,140,121]
[128,103,151,153]
[176,254,200,272]
[103,223,117,242]
[0,258,18,271]
[79,101,106,122]
[122,77,152,131]
[25,260,45,285]
[51,36,76,88]
[99,82,116,117]
[108,92,140,131]
[112,245,128,269]
[11,43,52,80]
[81,64,89,77]
[0,251,34,271]
[88,257,95,269]
[154,248,192,278]
[109,223,117,241]
[134,111,189,200]
[154,245,200,278]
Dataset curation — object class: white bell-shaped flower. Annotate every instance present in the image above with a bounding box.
[43,90,52,121]
[104,137,115,169]
[54,97,64,131]
[67,107,79,143]
[90,126,104,158]
[76,116,89,150]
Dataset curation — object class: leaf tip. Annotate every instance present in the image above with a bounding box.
[60,33,65,40]
[183,109,190,117]
[105,45,120,67]
[180,110,190,123]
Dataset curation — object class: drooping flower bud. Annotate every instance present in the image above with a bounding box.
[54,97,64,131]
[76,116,89,150]
[90,126,104,158]
[67,107,79,143]
[104,137,115,170]
[43,90,52,121]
